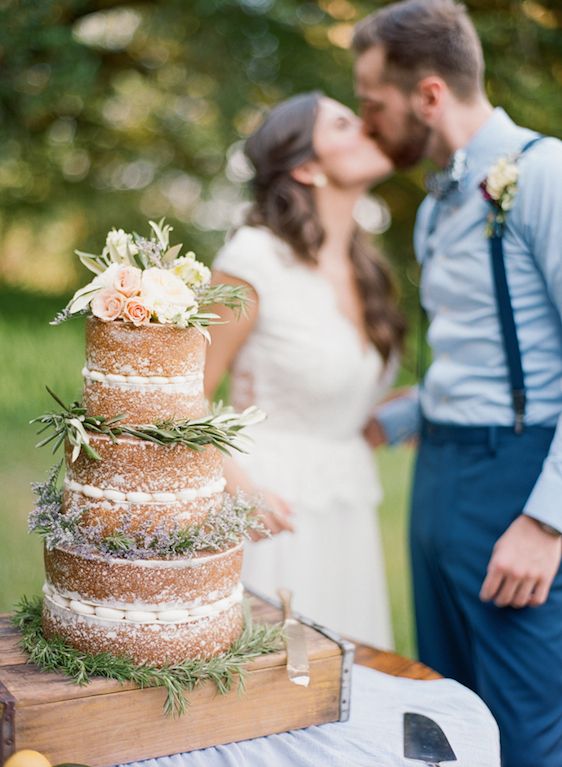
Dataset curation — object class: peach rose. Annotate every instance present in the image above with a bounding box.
[91,289,126,322]
[123,296,151,326]
[114,265,142,297]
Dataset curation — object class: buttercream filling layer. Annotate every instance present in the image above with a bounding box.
[64,476,226,503]
[43,581,244,624]
[83,366,203,393]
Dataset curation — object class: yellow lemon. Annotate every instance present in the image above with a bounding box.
[4,750,51,767]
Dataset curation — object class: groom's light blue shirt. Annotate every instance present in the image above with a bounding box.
[378,108,562,530]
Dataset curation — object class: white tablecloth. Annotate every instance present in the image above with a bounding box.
[121,664,500,767]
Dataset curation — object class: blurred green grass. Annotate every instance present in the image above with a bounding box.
[0,288,415,658]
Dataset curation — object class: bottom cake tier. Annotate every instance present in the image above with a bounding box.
[42,542,245,665]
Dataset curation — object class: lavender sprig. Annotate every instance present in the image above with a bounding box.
[28,462,85,550]
[28,470,265,559]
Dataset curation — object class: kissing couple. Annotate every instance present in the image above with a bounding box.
[204,2,562,765]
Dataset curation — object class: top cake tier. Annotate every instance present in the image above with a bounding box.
[83,318,207,424]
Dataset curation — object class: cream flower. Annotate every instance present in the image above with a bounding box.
[91,288,126,322]
[485,158,519,202]
[105,228,139,264]
[172,253,211,287]
[123,296,151,326]
[140,267,196,312]
[151,301,199,327]
[114,265,142,297]
[67,263,122,314]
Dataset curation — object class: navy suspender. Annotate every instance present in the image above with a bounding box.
[487,135,544,433]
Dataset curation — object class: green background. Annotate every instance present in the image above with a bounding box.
[1,0,560,656]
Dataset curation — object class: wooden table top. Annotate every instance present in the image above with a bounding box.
[352,640,441,681]
[246,592,440,682]
[247,592,441,682]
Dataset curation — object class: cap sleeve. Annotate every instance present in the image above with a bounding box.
[213,226,286,299]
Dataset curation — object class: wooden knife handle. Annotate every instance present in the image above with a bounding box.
[277,588,292,620]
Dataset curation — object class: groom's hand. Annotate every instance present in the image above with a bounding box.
[480,515,562,608]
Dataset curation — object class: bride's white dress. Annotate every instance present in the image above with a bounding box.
[214,225,394,648]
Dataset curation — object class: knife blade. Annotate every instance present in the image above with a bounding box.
[403,712,457,765]
[278,588,310,687]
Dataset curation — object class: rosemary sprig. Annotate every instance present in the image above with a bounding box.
[31,388,264,462]
[196,283,248,316]
[12,596,284,717]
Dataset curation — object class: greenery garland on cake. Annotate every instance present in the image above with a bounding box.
[32,388,265,463]
[13,597,284,717]
[51,218,247,340]
[29,463,267,560]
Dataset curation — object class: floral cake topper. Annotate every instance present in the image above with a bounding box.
[53,219,245,337]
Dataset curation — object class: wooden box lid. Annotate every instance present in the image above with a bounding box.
[0,592,354,767]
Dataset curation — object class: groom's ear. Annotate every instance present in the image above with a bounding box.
[414,76,446,122]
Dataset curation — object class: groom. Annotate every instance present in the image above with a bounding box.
[353,1,562,765]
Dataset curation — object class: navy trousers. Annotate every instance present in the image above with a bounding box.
[411,420,562,767]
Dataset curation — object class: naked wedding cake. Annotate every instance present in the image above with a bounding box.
[31,221,263,666]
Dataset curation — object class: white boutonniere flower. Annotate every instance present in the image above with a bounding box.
[480,156,520,236]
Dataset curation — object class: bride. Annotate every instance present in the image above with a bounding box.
[205,92,405,648]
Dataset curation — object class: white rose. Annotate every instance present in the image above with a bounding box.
[140,267,196,313]
[172,253,211,287]
[105,228,139,264]
[486,160,519,201]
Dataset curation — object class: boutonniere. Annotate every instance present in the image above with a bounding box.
[480,156,520,237]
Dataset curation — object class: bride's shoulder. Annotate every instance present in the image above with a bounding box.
[215,226,294,273]
[222,225,291,258]
[213,226,294,295]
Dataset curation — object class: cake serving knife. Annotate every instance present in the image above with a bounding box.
[278,588,310,687]
[403,712,457,766]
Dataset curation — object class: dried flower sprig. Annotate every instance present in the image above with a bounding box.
[29,467,266,559]
[31,388,265,462]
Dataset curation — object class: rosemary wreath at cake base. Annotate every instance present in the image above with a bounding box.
[13,597,284,718]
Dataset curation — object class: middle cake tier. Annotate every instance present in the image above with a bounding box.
[64,435,225,535]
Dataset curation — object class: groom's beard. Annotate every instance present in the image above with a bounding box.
[374,110,431,170]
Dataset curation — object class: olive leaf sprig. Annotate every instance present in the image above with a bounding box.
[31,388,265,462]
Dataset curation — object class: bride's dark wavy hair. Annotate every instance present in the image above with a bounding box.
[244,91,406,362]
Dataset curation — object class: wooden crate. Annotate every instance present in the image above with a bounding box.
[0,593,354,767]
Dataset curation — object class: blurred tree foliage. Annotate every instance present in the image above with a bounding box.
[0,0,560,309]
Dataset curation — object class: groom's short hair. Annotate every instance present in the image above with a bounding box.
[352,0,484,101]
